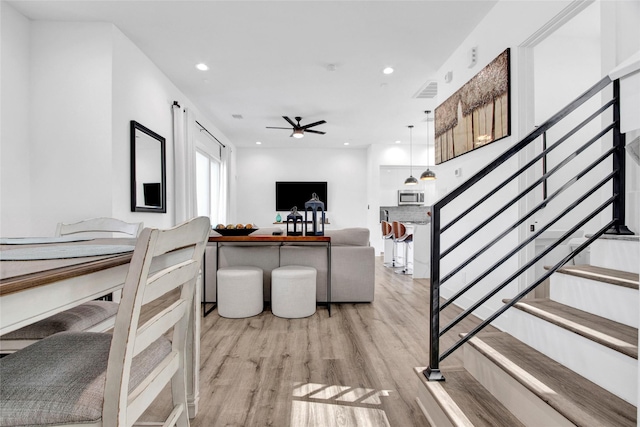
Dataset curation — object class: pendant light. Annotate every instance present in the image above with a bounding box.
[404,125,418,185]
[420,110,437,181]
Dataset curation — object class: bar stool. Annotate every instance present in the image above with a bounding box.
[392,221,413,274]
[381,221,396,267]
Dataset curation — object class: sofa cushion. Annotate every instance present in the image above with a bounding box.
[324,228,369,246]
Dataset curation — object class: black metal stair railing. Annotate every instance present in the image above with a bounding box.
[424,76,633,381]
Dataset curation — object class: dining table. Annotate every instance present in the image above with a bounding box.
[0,236,202,418]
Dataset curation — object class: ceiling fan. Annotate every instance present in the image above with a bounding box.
[266,116,326,138]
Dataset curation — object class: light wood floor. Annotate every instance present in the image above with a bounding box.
[145,256,487,427]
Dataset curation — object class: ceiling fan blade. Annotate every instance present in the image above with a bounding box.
[283,116,297,128]
[305,129,326,135]
[301,120,326,130]
[266,126,292,129]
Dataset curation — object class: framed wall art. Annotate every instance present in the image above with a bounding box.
[435,48,511,164]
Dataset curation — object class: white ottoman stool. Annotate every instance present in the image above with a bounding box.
[217,266,263,318]
[271,265,317,318]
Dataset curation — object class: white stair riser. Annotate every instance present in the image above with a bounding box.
[415,386,461,427]
[550,273,638,327]
[590,239,639,274]
[503,308,637,404]
[463,343,575,427]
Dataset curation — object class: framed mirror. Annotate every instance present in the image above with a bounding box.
[130,120,166,213]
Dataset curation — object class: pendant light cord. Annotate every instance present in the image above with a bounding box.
[420,110,436,181]
[409,125,414,175]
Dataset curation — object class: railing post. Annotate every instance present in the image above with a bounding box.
[424,206,445,381]
[542,130,548,201]
[606,79,634,235]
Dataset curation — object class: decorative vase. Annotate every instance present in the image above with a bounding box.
[276,213,282,223]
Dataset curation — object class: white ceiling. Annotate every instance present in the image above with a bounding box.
[9,0,498,148]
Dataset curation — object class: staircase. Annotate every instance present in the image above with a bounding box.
[415,235,639,426]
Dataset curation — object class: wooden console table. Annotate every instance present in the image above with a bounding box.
[206,235,332,316]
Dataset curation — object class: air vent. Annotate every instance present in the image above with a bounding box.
[232,114,243,119]
[414,81,438,99]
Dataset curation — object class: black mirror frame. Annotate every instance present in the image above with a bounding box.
[130,120,167,213]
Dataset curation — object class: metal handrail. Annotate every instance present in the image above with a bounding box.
[440,168,615,310]
[424,75,631,382]
[435,76,611,212]
[441,98,614,235]
[440,123,613,260]
[439,134,616,287]
[440,194,615,338]
[440,218,615,361]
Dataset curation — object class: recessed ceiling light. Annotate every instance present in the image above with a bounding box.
[256,141,262,145]
[395,140,401,144]
[383,67,394,75]
[196,63,209,71]
[344,142,350,146]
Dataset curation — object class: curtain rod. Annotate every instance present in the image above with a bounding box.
[195,120,226,148]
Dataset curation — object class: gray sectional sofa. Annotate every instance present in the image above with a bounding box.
[203,227,375,305]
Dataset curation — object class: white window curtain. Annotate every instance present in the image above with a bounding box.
[194,121,229,226]
[196,149,224,225]
[219,145,229,225]
[172,102,197,224]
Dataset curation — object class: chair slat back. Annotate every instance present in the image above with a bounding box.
[143,260,200,305]
[56,217,144,237]
[381,221,393,238]
[102,216,210,427]
[391,221,402,239]
[133,299,187,357]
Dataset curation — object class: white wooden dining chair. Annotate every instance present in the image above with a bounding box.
[56,217,144,237]
[0,216,210,427]
[0,218,144,353]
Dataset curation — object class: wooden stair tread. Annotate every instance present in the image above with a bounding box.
[506,298,638,359]
[414,366,525,427]
[469,331,636,427]
[546,264,639,289]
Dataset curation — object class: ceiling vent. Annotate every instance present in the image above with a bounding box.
[232,114,243,119]
[414,81,438,99]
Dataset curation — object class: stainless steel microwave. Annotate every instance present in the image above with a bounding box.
[397,190,424,205]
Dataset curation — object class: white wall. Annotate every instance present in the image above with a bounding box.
[422,1,576,324]
[111,25,178,230]
[0,5,232,236]
[0,2,31,236]
[533,3,605,234]
[413,0,639,324]
[28,22,114,236]
[235,147,368,230]
[602,0,640,236]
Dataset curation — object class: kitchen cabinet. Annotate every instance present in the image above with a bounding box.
[411,223,431,278]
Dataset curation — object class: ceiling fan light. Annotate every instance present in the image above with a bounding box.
[292,129,304,138]
[404,175,418,185]
[420,168,436,180]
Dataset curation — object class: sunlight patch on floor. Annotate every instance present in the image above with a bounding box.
[291,382,392,427]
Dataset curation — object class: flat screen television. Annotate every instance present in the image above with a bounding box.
[275,181,328,211]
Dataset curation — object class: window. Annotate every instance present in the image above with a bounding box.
[196,149,223,225]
